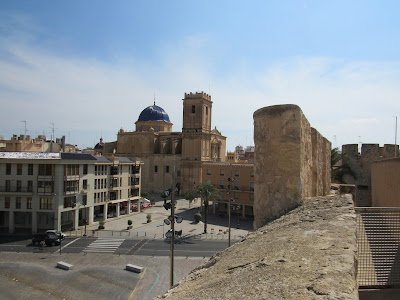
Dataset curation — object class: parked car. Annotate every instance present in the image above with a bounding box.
[46,230,66,239]
[32,233,61,246]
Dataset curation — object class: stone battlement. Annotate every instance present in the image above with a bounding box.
[342,143,398,159]
[184,91,212,101]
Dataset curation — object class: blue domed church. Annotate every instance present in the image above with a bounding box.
[102,92,227,194]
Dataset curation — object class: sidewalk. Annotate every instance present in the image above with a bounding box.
[71,196,253,240]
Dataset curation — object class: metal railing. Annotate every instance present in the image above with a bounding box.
[66,229,246,241]
[356,207,400,288]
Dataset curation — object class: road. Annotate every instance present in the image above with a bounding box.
[0,236,230,257]
[0,236,231,299]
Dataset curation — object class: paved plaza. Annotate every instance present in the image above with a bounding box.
[70,196,253,241]
[0,196,254,299]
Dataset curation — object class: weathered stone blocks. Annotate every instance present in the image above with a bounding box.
[253,104,331,229]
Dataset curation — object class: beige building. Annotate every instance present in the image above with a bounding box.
[1,134,77,153]
[371,158,400,207]
[202,162,254,217]
[101,91,227,195]
[0,152,142,234]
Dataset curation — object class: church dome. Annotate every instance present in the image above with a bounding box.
[137,103,171,123]
[94,138,104,149]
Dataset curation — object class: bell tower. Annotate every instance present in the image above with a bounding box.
[181,92,213,161]
[181,92,213,194]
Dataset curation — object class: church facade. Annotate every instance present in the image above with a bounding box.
[101,91,227,195]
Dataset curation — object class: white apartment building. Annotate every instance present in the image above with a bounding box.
[0,152,142,234]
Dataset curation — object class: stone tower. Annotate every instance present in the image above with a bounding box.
[181,92,213,193]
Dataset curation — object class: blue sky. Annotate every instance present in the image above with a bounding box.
[1,1,400,151]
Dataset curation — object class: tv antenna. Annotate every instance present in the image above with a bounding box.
[21,121,27,135]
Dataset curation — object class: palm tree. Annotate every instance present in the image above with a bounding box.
[193,182,221,234]
[331,147,356,183]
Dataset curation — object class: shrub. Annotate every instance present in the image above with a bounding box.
[127,219,132,226]
[194,212,202,223]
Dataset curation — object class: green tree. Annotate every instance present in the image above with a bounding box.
[193,183,221,234]
[185,192,195,208]
[331,147,356,183]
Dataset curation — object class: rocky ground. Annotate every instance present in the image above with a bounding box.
[157,193,358,300]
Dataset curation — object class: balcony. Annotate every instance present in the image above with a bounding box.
[0,186,33,195]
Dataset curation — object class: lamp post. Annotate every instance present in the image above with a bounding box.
[227,163,233,247]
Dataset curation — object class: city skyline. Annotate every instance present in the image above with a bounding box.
[1,1,400,151]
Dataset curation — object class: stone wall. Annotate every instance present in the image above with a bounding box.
[159,194,358,300]
[253,104,331,229]
[342,143,399,206]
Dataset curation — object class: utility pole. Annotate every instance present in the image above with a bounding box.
[228,163,232,247]
[395,116,398,158]
[170,163,176,288]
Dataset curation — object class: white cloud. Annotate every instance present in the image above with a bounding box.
[1,20,400,151]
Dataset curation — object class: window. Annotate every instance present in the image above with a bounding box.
[95,165,98,175]
[206,179,211,185]
[207,169,211,175]
[206,106,208,115]
[111,166,118,175]
[250,170,254,177]
[27,197,32,209]
[109,191,117,201]
[234,192,239,200]
[166,166,170,173]
[235,170,240,177]
[191,105,196,113]
[83,179,88,190]
[17,164,22,175]
[28,164,33,175]
[5,180,10,192]
[219,180,225,189]
[6,164,11,175]
[38,164,54,176]
[28,181,33,192]
[250,182,254,191]
[220,169,225,176]
[63,196,75,208]
[38,181,54,194]
[82,195,87,205]
[234,181,239,190]
[250,194,254,201]
[111,178,118,188]
[16,197,21,209]
[16,180,21,192]
[120,178,122,187]
[154,166,158,173]
[64,180,79,193]
[5,197,10,208]
[64,164,79,176]
[83,164,88,175]
[41,197,53,209]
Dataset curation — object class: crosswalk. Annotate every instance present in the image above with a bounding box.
[84,238,125,253]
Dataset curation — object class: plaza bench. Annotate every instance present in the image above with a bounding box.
[57,261,73,270]
[125,264,143,273]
